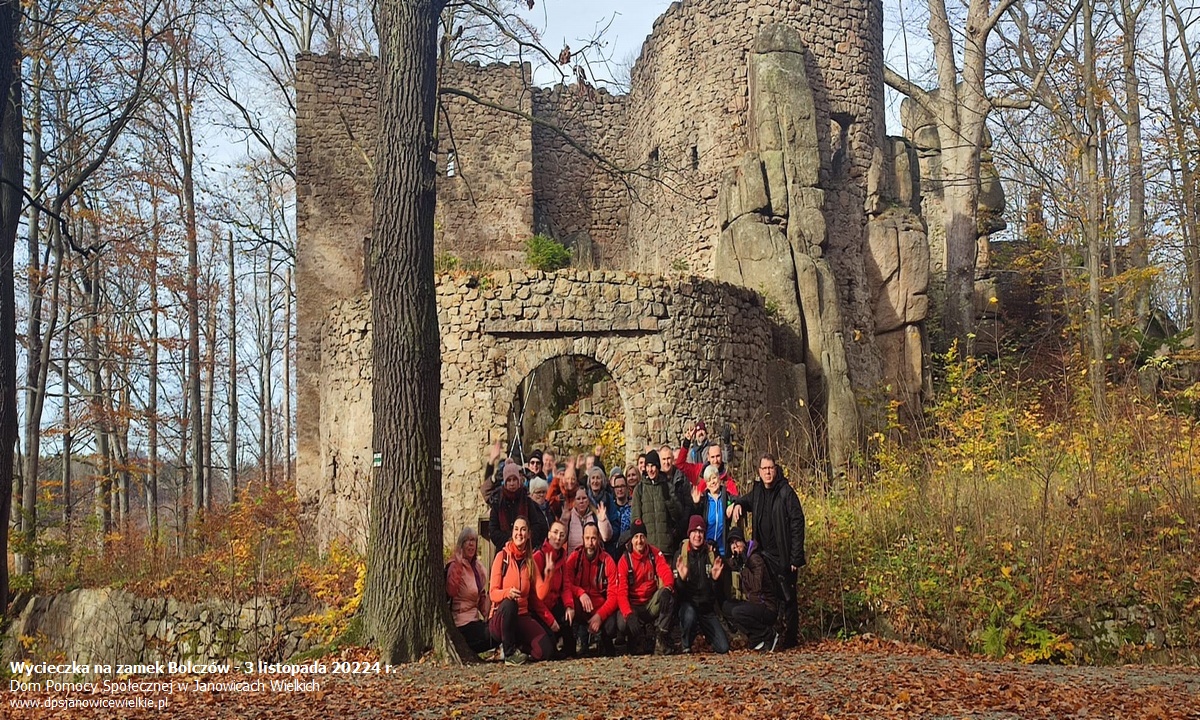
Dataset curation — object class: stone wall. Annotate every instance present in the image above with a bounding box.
[436,62,536,266]
[296,0,934,524]
[545,377,624,456]
[531,86,629,268]
[3,590,316,673]
[295,54,376,504]
[308,269,774,550]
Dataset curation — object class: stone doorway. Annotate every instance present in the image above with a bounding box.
[505,354,626,468]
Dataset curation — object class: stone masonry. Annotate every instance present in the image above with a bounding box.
[3,590,317,672]
[312,270,773,549]
[297,0,939,549]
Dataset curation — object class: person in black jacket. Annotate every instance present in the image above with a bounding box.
[673,515,729,654]
[722,527,779,651]
[732,454,805,649]
[489,462,548,551]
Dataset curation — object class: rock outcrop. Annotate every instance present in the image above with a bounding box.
[715,25,861,473]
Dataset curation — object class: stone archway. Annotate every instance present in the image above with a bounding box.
[502,354,627,465]
[302,269,777,550]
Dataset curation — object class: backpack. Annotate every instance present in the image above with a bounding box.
[623,547,662,594]
[571,547,609,595]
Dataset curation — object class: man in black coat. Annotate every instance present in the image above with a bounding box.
[732,454,805,649]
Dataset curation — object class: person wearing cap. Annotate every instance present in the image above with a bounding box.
[489,461,548,551]
[673,515,729,654]
[722,527,779,651]
[606,467,633,558]
[732,453,806,650]
[631,449,682,552]
[614,518,676,655]
[685,421,717,465]
[688,464,738,557]
[526,449,547,480]
[564,522,620,656]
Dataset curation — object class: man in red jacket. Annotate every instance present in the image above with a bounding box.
[564,522,619,656]
[614,519,676,655]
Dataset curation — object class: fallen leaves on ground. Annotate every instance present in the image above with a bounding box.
[5,641,1197,719]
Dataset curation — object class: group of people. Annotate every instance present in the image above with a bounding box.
[446,422,807,665]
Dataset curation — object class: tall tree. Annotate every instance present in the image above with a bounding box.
[0,0,23,606]
[885,0,1020,353]
[363,0,459,663]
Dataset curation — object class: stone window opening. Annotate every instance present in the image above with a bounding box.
[690,145,699,170]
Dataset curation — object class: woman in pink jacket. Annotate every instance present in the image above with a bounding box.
[445,526,495,653]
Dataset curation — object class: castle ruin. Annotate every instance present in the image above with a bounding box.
[297,0,954,549]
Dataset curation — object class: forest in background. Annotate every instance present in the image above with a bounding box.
[0,0,1197,664]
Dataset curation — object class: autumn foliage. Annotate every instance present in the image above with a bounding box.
[798,346,1199,663]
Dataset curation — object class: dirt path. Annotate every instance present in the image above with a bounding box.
[6,639,1197,719]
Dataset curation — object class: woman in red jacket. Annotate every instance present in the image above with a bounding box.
[489,517,559,665]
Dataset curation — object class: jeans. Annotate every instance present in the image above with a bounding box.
[678,601,729,654]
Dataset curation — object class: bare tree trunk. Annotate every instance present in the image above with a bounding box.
[884,0,1015,353]
[204,296,216,509]
[262,243,275,488]
[147,199,160,544]
[227,232,238,500]
[85,258,111,537]
[365,0,462,664]
[1082,0,1107,412]
[284,267,292,485]
[62,262,72,542]
[1118,0,1148,326]
[0,0,23,607]
[1163,0,1200,337]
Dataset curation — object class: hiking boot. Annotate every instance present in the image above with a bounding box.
[503,649,528,666]
[653,636,672,656]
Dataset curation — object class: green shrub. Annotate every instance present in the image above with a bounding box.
[525,234,571,271]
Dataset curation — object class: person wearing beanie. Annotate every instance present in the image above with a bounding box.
[722,526,779,651]
[614,518,676,655]
[489,460,548,551]
[526,449,546,480]
[631,449,683,552]
[672,515,729,654]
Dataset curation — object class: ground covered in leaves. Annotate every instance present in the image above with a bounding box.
[6,638,1198,719]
